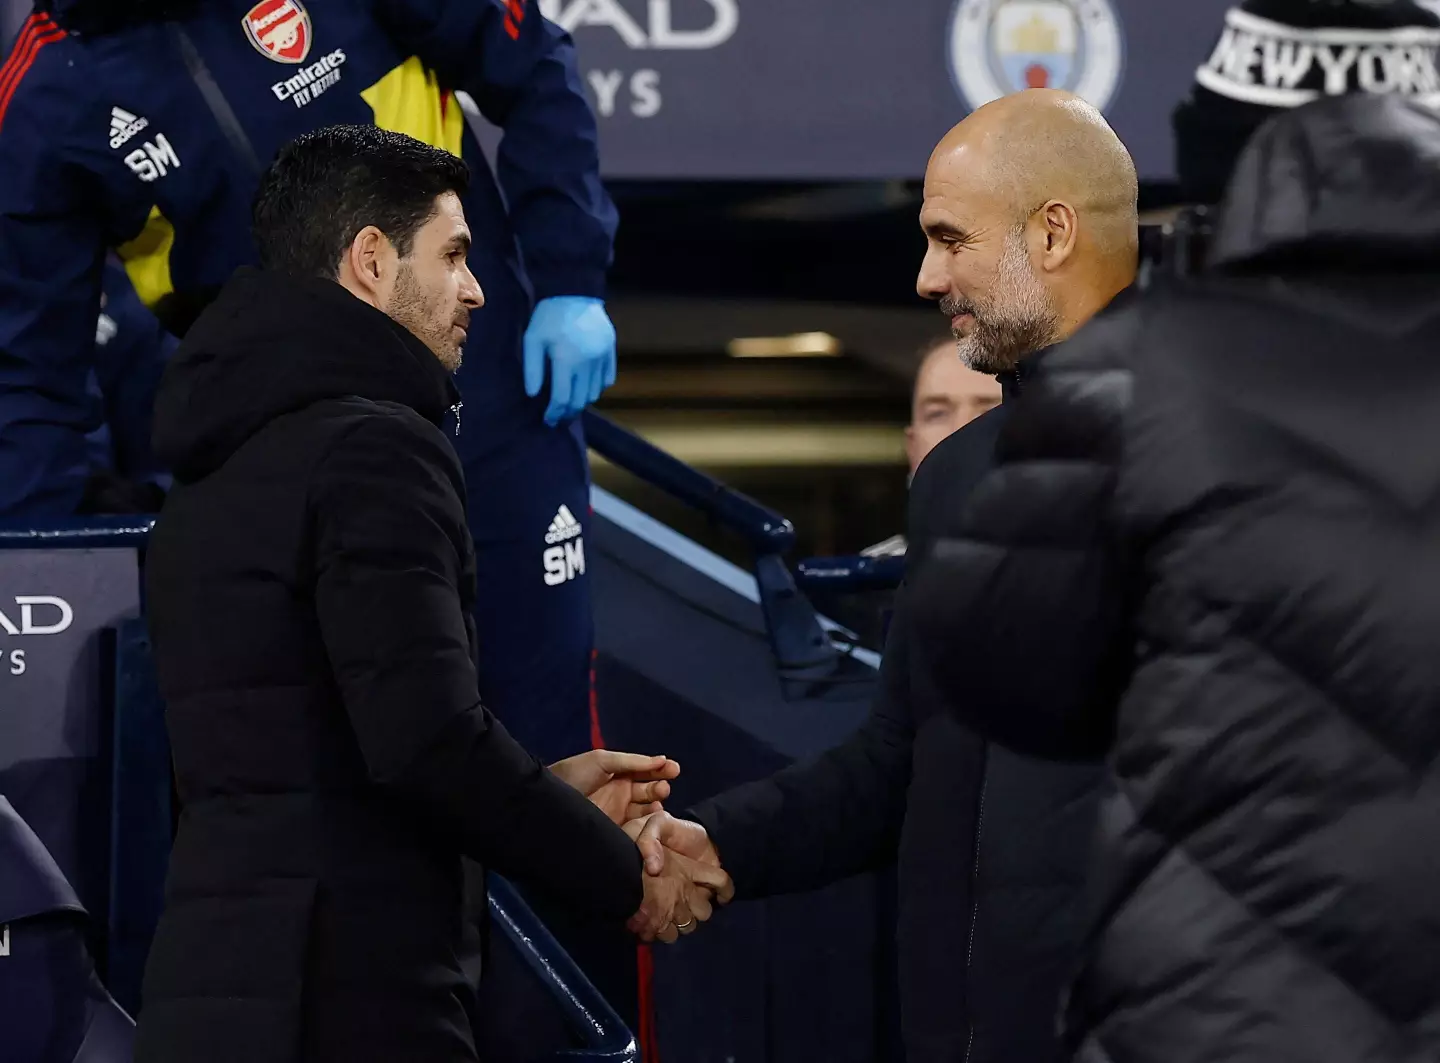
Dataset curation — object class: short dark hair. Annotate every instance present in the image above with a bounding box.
[251,125,471,279]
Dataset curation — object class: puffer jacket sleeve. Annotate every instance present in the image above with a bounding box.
[910,296,1142,761]
[310,409,642,920]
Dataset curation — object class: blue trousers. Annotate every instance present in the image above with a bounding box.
[465,417,594,766]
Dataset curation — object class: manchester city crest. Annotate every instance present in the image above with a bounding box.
[948,0,1125,112]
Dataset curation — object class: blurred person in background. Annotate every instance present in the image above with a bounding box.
[904,336,1004,478]
[912,90,1440,1063]
[81,261,177,513]
[627,89,1139,1063]
[0,0,612,765]
[864,337,1003,561]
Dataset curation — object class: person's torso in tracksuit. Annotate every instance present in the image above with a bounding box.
[0,0,612,759]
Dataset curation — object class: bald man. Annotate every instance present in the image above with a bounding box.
[917,88,1137,373]
[913,92,1440,1063]
[627,91,1139,1063]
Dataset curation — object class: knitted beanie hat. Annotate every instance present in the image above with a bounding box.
[1173,0,1440,203]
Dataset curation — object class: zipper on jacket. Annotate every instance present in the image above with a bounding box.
[963,749,990,1063]
[451,401,464,436]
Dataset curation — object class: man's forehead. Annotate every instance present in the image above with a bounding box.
[930,129,1018,188]
[919,194,998,236]
[918,348,1002,398]
[421,204,470,244]
[925,135,984,185]
[922,162,1007,224]
[430,191,468,226]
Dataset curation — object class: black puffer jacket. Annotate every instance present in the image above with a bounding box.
[138,269,642,1063]
[912,93,1440,1063]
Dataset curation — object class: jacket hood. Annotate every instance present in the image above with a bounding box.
[154,268,459,483]
[1210,94,1440,272]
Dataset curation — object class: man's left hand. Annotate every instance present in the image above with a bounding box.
[549,749,679,826]
[523,296,617,426]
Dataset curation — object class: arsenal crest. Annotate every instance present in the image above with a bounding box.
[242,0,313,65]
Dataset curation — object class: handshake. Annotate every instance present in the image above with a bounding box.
[549,749,734,944]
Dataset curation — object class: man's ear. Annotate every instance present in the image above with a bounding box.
[1033,200,1080,273]
[337,225,390,307]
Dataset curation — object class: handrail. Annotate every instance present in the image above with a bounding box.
[4,418,842,677]
[487,876,638,1062]
[795,554,905,593]
[0,516,155,550]
[1,417,801,562]
[582,412,843,677]
[583,410,794,555]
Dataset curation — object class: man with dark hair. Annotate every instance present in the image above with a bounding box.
[251,126,477,370]
[0,0,617,764]
[137,125,728,1063]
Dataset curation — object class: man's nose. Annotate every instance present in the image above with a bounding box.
[916,246,948,302]
[460,266,484,309]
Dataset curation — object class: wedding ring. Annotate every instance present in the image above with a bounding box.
[675,919,695,931]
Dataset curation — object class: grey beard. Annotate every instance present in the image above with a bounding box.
[954,314,1059,375]
[938,233,1062,375]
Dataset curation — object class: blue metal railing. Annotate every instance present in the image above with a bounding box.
[2,412,853,679]
[583,410,840,677]
[487,876,638,1063]
[0,515,155,549]
[795,553,905,594]
[582,410,794,555]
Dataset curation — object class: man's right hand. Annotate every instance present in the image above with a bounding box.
[630,811,721,874]
[624,812,733,943]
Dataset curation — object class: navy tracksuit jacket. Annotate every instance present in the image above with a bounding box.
[0,0,612,760]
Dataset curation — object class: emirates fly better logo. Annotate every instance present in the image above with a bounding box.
[242,0,313,65]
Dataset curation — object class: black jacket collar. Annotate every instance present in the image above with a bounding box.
[154,268,460,483]
[998,365,1027,402]
[999,285,1138,399]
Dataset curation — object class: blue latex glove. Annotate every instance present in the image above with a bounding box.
[523,296,618,426]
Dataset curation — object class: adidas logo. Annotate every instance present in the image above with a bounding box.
[545,504,583,545]
[109,106,149,150]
